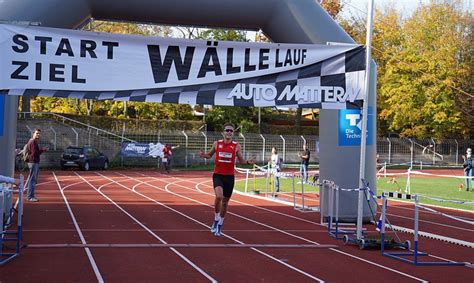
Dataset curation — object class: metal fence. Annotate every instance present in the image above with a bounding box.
[377,137,472,167]
[17,113,473,168]
[121,131,319,167]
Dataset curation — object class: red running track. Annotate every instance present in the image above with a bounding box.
[1,170,473,282]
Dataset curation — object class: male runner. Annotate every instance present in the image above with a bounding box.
[199,123,255,236]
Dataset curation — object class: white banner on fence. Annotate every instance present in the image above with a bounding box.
[0,24,366,108]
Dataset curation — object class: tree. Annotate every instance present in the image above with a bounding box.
[320,0,344,19]
[378,1,472,138]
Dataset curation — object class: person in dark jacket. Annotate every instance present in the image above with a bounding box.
[298,144,310,184]
[462,148,473,191]
[25,128,48,202]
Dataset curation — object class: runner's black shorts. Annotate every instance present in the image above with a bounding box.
[213,173,235,198]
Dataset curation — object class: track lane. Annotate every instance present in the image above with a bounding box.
[2,171,100,282]
[72,171,217,282]
[140,170,473,282]
[113,171,428,282]
[97,172,327,282]
[6,170,472,282]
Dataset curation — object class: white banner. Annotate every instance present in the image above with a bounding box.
[0,24,366,108]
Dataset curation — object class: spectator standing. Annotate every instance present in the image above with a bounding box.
[269,147,282,197]
[462,148,473,191]
[162,144,179,173]
[298,144,310,184]
[25,128,48,202]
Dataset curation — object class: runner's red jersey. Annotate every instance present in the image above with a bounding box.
[214,140,237,175]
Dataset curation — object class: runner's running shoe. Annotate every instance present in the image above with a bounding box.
[210,220,219,233]
[213,225,222,237]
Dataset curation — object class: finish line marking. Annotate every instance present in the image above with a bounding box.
[25,243,339,249]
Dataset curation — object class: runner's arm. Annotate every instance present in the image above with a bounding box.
[236,144,255,165]
[199,141,216,159]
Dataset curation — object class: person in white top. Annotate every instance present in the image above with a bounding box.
[462,148,473,191]
[269,147,282,196]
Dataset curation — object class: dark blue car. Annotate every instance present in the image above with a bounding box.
[60,146,109,171]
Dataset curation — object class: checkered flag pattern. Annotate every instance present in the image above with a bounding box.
[2,47,366,109]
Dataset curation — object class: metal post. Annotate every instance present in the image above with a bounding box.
[260,134,265,164]
[121,123,125,144]
[455,139,458,165]
[381,193,387,254]
[405,168,411,194]
[71,127,78,146]
[50,126,57,150]
[357,0,375,240]
[292,175,296,209]
[320,182,325,224]
[301,180,306,210]
[328,185,334,232]
[201,132,208,165]
[120,124,124,167]
[258,107,261,133]
[265,162,270,196]
[240,133,246,159]
[334,187,340,238]
[335,186,340,223]
[414,195,419,264]
[387,137,391,164]
[280,135,286,162]
[245,169,249,193]
[182,131,188,168]
[431,138,436,165]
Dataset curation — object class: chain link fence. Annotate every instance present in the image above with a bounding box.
[17,113,473,169]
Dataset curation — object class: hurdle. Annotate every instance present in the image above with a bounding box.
[292,174,319,213]
[0,174,24,266]
[322,180,361,240]
[380,192,466,266]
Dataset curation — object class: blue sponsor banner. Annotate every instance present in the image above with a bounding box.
[338,107,373,146]
[121,142,164,158]
[0,94,5,136]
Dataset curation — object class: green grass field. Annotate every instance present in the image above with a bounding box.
[376,175,473,211]
[234,174,474,211]
[234,175,320,195]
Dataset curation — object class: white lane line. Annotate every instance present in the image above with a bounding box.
[75,172,217,283]
[119,173,427,282]
[23,228,326,233]
[386,212,474,233]
[386,200,474,221]
[105,172,324,282]
[135,172,428,282]
[191,178,468,270]
[52,172,104,283]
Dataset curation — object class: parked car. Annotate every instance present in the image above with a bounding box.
[60,146,109,170]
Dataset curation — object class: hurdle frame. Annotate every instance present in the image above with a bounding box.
[380,192,466,266]
[323,181,360,240]
[292,175,319,213]
[0,174,24,266]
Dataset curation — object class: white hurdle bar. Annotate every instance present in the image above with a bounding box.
[381,192,466,266]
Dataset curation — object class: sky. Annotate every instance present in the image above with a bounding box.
[342,0,472,19]
[342,0,428,18]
